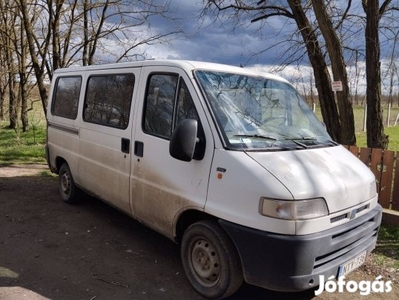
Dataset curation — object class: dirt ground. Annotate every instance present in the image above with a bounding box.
[0,165,398,300]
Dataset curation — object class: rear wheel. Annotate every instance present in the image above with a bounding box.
[181,220,243,299]
[58,163,80,204]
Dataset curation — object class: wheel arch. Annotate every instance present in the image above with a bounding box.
[175,209,217,244]
[54,156,68,174]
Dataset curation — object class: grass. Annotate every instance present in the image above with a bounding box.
[0,124,47,165]
[356,126,399,150]
[373,225,399,269]
[313,104,399,151]
[0,103,47,166]
[351,105,399,151]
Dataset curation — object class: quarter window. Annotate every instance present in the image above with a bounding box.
[83,74,135,129]
[52,76,81,119]
[176,79,199,125]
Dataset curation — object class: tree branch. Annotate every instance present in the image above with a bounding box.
[335,0,352,30]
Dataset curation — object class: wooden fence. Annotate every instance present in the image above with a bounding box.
[344,145,399,211]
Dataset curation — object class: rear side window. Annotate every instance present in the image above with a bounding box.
[83,74,135,129]
[52,76,81,119]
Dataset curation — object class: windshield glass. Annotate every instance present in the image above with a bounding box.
[195,70,334,150]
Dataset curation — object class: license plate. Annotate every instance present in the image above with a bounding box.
[338,251,367,277]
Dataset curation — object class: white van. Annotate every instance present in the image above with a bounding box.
[46,60,382,299]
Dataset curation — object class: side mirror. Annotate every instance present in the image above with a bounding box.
[169,119,198,162]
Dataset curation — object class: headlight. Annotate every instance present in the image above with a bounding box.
[260,198,328,220]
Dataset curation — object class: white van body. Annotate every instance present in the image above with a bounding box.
[46,60,382,299]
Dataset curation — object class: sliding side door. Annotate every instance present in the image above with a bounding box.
[77,68,140,214]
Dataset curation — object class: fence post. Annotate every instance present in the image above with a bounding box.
[370,149,383,205]
[392,153,399,211]
[379,150,394,209]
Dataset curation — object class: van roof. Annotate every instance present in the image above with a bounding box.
[53,59,288,83]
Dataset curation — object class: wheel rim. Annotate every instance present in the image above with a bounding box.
[60,171,71,196]
[190,238,220,287]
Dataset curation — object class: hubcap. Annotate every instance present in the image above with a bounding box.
[190,238,220,286]
[61,171,71,196]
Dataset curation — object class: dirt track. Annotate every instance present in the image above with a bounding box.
[0,165,398,300]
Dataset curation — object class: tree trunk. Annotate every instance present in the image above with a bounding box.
[19,14,29,132]
[0,78,5,120]
[288,0,342,142]
[8,76,18,130]
[312,0,356,145]
[83,0,89,66]
[5,29,17,129]
[363,0,388,148]
[18,0,48,116]
[20,74,29,132]
[51,0,60,71]
[0,95,4,121]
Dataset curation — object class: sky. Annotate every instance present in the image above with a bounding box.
[143,0,291,67]
[137,0,314,88]
[104,0,399,95]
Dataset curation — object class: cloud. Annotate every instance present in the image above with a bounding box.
[90,0,399,96]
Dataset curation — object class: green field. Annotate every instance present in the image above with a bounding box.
[315,104,399,150]
[0,104,47,166]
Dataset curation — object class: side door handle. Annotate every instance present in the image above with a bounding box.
[121,138,130,154]
[134,141,144,157]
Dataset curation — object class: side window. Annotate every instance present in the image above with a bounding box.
[143,74,200,140]
[52,76,81,119]
[143,74,178,138]
[175,78,199,126]
[83,74,134,129]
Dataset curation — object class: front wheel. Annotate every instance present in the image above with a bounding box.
[58,163,80,204]
[181,220,243,299]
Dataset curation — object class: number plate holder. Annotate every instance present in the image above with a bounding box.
[337,251,367,278]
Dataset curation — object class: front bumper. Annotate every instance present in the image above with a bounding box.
[219,204,382,292]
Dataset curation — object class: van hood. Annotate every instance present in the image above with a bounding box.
[246,146,376,213]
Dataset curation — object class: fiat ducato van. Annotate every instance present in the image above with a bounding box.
[46,60,382,299]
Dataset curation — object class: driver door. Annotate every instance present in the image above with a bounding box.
[130,66,214,238]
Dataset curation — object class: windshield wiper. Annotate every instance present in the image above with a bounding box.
[289,139,307,148]
[285,137,316,149]
[327,139,339,146]
[233,134,277,141]
[286,137,339,148]
[287,136,317,141]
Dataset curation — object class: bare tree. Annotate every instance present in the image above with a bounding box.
[0,1,19,129]
[43,0,184,69]
[79,0,183,65]
[50,0,65,71]
[204,0,399,147]
[17,0,50,116]
[0,14,8,121]
[311,0,355,145]
[362,0,391,148]
[13,0,183,117]
[0,68,5,120]
[13,4,32,132]
[287,0,343,142]
[204,0,350,143]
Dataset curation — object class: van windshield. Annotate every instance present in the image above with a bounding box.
[195,70,334,150]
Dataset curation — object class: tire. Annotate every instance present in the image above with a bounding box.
[181,220,243,299]
[58,163,80,204]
